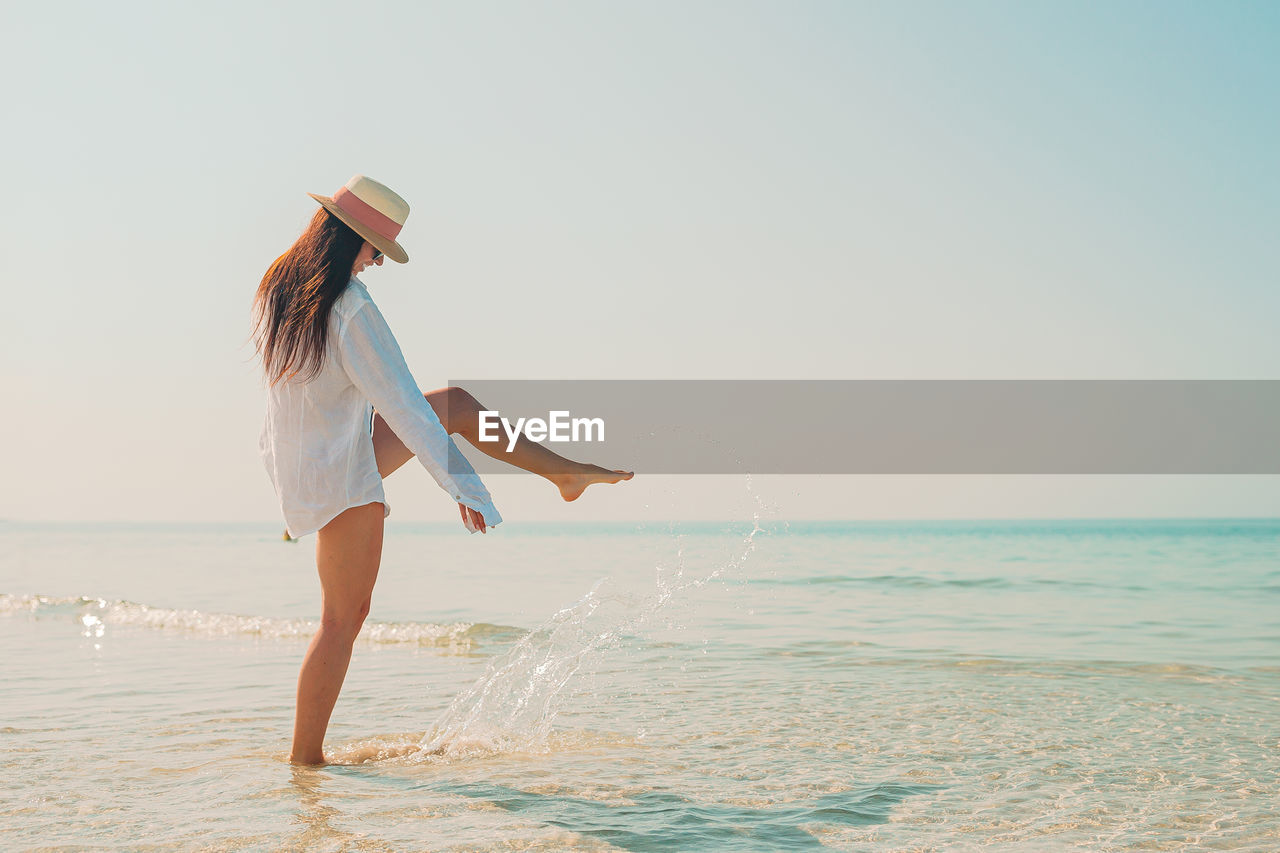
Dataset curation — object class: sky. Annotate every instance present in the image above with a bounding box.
[2,0,1277,524]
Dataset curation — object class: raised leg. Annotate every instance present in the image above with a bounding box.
[290,500,384,765]
[372,386,633,501]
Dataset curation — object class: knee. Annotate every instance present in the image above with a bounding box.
[320,598,371,643]
[442,386,483,435]
[445,386,481,412]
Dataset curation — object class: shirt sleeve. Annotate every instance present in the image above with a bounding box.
[336,299,502,529]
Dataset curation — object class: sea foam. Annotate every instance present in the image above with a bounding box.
[0,593,522,651]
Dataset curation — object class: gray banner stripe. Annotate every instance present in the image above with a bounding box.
[444,380,1280,474]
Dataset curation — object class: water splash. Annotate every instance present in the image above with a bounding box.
[414,482,770,760]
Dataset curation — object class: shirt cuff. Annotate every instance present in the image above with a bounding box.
[454,494,503,529]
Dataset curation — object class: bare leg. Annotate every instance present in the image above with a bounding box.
[373,386,633,501]
[291,501,384,765]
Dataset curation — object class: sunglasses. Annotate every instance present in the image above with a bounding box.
[370,246,384,262]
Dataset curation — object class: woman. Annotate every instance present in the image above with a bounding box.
[251,174,632,765]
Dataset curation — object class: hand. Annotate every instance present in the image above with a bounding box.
[458,502,487,534]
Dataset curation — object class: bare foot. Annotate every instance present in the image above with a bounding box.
[552,464,634,502]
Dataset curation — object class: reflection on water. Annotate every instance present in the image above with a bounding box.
[438,781,939,852]
[281,764,938,852]
[286,766,349,851]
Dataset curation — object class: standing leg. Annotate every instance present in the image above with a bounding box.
[291,500,384,765]
[372,386,633,501]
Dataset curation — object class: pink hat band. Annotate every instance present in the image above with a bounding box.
[331,185,404,241]
[308,174,411,263]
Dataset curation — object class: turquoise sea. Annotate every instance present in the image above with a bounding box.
[2,517,1277,850]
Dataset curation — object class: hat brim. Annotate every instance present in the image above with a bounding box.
[308,193,409,264]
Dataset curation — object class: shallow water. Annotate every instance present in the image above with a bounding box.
[2,517,1278,850]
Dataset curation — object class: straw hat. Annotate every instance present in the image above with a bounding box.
[308,175,410,264]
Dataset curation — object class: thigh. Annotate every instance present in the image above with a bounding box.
[315,501,385,618]
[370,389,452,478]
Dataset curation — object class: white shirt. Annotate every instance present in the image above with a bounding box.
[258,276,502,538]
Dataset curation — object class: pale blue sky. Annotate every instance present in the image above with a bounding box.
[3,1,1277,523]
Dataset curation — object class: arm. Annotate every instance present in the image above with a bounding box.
[337,299,502,529]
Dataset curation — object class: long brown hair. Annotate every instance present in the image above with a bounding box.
[251,208,365,386]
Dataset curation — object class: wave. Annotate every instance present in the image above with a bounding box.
[755,573,1277,596]
[844,652,1263,682]
[754,573,1023,590]
[0,593,525,651]
[750,573,1215,594]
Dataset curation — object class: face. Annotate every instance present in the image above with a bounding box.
[353,241,385,274]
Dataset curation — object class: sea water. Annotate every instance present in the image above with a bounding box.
[1,515,1277,850]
